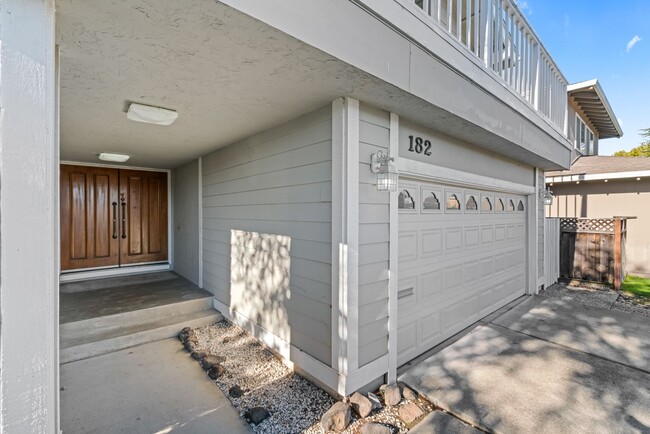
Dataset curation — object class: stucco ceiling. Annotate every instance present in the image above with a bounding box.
[56,0,390,168]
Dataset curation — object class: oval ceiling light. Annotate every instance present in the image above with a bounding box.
[127,102,177,126]
[99,152,130,162]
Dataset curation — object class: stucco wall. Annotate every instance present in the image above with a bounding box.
[201,106,333,365]
[173,160,200,284]
[547,179,650,274]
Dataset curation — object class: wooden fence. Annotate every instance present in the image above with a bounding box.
[558,218,629,290]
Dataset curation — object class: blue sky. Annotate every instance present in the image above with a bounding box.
[517,0,649,155]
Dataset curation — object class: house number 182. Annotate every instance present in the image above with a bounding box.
[407,135,432,156]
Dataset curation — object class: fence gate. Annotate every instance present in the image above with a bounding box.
[559,218,629,289]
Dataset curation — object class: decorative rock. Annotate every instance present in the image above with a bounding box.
[191,350,207,361]
[350,392,373,418]
[401,384,417,401]
[244,407,270,425]
[229,385,244,398]
[360,422,393,434]
[367,392,383,410]
[320,401,351,432]
[382,384,402,406]
[207,364,226,380]
[178,327,193,341]
[200,354,226,370]
[183,340,197,352]
[398,402,425,424]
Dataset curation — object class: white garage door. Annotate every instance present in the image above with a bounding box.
[397,179,527,366]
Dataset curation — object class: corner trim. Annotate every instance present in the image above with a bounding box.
[387,112,399,384]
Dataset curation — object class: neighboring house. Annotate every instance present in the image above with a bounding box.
[544,79,646,273]
[3,0,584,430]
[547,157,650,275]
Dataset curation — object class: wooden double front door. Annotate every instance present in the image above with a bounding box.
[61,165,168,271]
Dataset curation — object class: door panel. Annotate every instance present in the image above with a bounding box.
[119,170,168,264]
[61,165,120,270]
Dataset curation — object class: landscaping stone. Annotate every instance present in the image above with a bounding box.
[398,402,425,424]
[367,392,383,410]
[244,407,270,425]
[207,364,226,380]
[360,422,393,434]
[382,384,402,406]
[191,350,207,361]
[200,354,226,370]
[183,340,197,352]
[178,327,193,341]
[229,385,244,398]
[320,401,351,432]
[401,384,417,401]
[350,391,373,418]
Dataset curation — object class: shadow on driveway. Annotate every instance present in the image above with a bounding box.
[400,296,650,433]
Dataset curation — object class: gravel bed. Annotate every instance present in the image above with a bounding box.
[541,283,650,318]
[194,321,335,433]
[192,321,440,433]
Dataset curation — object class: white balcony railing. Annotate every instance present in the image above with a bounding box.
[411,0,567,133]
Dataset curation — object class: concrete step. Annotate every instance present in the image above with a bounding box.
[60,296,214,341]
[61,309,223,364]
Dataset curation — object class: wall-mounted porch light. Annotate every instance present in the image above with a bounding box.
[370,150,398,191]
[539,188,554,206]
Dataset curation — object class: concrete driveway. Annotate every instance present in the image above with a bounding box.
[400,295,650,433]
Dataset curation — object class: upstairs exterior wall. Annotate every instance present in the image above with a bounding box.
[201,106,333,366]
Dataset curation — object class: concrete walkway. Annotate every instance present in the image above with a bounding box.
[61,338,252,434]
[400,296,650,434]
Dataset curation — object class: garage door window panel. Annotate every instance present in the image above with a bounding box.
[507,199,516,212]
[464,192,479,213]
[480,194,494,213]
[421,188,442,213]
[495,197,505,213]
[398,186,418,213]
[445,190,462,213]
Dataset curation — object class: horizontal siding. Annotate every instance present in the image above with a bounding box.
[202,105,332,365]
[357,103,391,368]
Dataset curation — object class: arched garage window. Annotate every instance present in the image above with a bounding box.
[517,200,525,211]
[398,189,415,210]
[466,195,478,211]
[496,198,505,212]
[507,199,515,212]
[446,194,460,210]
[423,192,440,210]
[482,197,492,211]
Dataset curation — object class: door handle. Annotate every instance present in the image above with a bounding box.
[121,199,127,239]
[112,202,118,239]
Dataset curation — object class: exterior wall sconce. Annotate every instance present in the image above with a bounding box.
[540,188,554,206]
[370,150,398,191]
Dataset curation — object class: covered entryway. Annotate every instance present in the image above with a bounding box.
[397,178,527,366]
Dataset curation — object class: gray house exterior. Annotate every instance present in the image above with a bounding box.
[0,0,578,431]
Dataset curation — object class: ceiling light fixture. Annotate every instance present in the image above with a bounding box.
[127,102,178,126]
[99,152,130,163]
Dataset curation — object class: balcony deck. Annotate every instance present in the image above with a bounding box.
[399,0,567,134]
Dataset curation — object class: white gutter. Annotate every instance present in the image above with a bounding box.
[546,170,650,184]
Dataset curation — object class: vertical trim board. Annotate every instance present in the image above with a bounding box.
[387,112,399,384]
